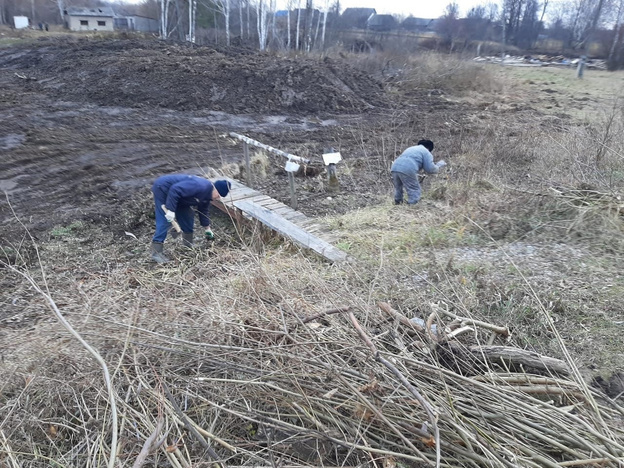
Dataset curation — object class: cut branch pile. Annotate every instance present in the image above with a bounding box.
[19,302,622,468]
[2,260,623,468]
[548,186,624,216]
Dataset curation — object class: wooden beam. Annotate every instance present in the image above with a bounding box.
[229,132,310,164]
[234,200,347,263]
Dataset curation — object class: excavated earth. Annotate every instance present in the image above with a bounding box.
[0,36,450,242]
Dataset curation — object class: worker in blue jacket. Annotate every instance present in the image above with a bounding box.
[151,174,231,263]
[390,139,446,205]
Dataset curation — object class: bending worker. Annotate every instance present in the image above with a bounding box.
[391,139,446,205]
[151,174,231,263]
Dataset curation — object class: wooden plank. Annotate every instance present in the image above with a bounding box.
[284,212,308,222]
[296,219,320,228]
[222,187,259,202]
[272,206,296,215]
[233,200,348,263]
[256,198,279,208]
[282,211,306,221]
[241,195,272,205]
[262,201,289,210]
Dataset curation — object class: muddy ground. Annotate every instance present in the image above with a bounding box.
[0,36,500,243]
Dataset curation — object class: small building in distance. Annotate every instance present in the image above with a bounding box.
[114,15,159,33]
[401,16,435,32]
[340,8,376,29]
[64,7,115,32]
[367,14,397,31]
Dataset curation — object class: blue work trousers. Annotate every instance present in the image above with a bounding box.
[152,185,196,243]
[392,171,421,204]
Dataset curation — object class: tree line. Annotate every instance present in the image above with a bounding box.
[2,0,624,68]
[438,0,623,68]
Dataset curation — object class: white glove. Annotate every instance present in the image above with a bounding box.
[437,160,447,168]
[164,209,176,223]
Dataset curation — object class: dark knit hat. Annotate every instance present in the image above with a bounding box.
[214,180,231,197]
[417,139,434,152]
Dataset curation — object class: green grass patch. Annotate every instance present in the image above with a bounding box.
[50,221,85,238]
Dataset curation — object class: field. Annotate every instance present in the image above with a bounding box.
[1,31,624,468]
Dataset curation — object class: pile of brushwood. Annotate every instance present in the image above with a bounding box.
[2,259,623,468]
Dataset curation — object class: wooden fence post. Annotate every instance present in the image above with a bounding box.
[576,55,587,79]
[327,163,339,191]
[288,172,298,210]
[243,142,253,188]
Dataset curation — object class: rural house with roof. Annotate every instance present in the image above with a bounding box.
[64,7,114,32]
[340,8,376,29]
[367,14,397,32]
[401,17,436,32]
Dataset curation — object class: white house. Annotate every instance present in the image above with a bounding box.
[64,7,115,32]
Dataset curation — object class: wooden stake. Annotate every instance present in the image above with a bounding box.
[288,172,297,210]
[243,142,253,188]
[327,163,339,191]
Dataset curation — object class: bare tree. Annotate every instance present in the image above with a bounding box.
[518,0,540,48]
[437,2,460,44]
[188,0,197,42]
[608,0,624,68]
[269,0,278,47]
[500,0,542,48]
[215,0,231,45]
[304,0,313,52]
[538,0,549,23]
[55,0,64,23]
[286,0,296,49]
[247,0,251,38]
[313,7,321,49]
[564,0,605,47]
[320,1,328,50]
[160,0,170,38]
[295,0,301,50]
[287,2,291,48]
[586,0,607,47]
[486,2,499,21]
[239,0,243,37]
[257,0,269,50]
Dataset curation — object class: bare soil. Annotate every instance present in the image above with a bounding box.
[0,36,472,241]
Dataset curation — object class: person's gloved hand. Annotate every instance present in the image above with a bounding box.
[205,228,215,241]
[437,160,447,168]
[164,209,176,223]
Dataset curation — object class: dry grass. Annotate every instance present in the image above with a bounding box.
[344,49,503,96]
[2,224,624,467]
[2,49,624,468]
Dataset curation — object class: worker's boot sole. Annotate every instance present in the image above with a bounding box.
[182,232,194,248]
[150,242,170,263]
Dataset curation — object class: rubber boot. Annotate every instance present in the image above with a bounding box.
[182,232,194,248]
[150,242,170,264]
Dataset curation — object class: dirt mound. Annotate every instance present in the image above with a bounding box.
[2,37,389,114]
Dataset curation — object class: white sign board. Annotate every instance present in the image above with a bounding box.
[284,160,300,173]
[14,16,29,29]
[322,152,342,165]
